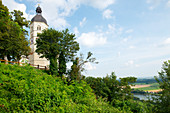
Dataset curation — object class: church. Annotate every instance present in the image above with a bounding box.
[28,5,49,67]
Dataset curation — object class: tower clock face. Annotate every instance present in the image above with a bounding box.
[31,38,33,44]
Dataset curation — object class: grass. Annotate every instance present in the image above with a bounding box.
[135,83,160,91]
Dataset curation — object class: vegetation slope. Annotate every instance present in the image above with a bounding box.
[0,63,120,112]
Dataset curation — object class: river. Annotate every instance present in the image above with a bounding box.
[133,94,158,100]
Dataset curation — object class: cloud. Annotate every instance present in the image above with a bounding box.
[146,0,161,10]
[52,18,69,29]
[73,27,79,36]
[87,0,115,10]
[36,0,115,28]
[107,24,123,35]
[103,9,113,19]
[157,37,170,47]
[163,38,170,45]
[3,0,27,18]
[79,17,87,27]
[129,45,135,49]
[4,0,116,29]
[84,62,96,70]
[125,29,134,34]
[125,60,134,66]
[118,52,121,57]
[77,32,107,47]
[123,36,132,42]
[167,0,170,7]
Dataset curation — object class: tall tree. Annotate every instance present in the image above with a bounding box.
[36,28,79,76]
[59,51,66,77]
[0,1,10,60]
[0,2,30,63]
[154,60,170,113]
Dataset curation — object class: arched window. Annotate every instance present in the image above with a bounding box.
[37,25,41,30]
[31,26,33,32]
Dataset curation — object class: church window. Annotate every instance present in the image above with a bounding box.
[37,25,41,30]
[31,26,33,32]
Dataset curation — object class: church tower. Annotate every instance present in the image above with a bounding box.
[29,5,49,67]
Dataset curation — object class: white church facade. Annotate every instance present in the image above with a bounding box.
[28,6,49,67]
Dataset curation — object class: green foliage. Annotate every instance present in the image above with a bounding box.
[0,2,30,61]
[0,63,121,112]
[11,10,30,35]
[68,52,98,82]
[0,1,11,59]
[36,28,79,76]
[135,78,157,84]
[49,58,58,76]
[112,99,153,113]
[85,73,153,113]
[120,77,137,100]
[59,51,66,77]
[154,60,170,113]
[86,72,136,102]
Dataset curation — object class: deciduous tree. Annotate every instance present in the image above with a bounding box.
[36,28,79,76]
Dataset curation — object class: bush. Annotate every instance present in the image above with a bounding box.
[0,63,120,112]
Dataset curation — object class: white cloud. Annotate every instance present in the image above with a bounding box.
[77,32,107,47]
[118,52,121,57]
[4,0,115,29]
[2,0,28,18]
[129,45,135,49]
[79,17,87,27]
[125,60,134,66]
[146,0,161,10]
[84,62,96,70]
[34,0,115,28]
[107,24,123,35]
[88,0,115,10]
[73,27,79,36]
[163,38,170,45]
[167,0,170,7]
[123,36,132,42]
[125,29,134,34]
[52,18,69,29]
[103,9,113,19]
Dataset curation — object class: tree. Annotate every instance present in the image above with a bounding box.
[59,51,66,76]
[119,77,137,100]
[10,10,30,63]
[154,60,170,113]
[36,28,79,76]
[11,10,29,35]
[85,72,137,102]
[68,52,98,82]
[0,1,11,60]
[0,2,30,63]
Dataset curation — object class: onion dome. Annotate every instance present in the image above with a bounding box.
[31,6,47,25]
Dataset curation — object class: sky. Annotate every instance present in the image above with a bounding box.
[2,0,170,78]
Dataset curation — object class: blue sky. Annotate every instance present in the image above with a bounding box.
[2,0,170,78]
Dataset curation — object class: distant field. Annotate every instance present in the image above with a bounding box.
[131,83,161,92]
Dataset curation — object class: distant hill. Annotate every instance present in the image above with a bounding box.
[136,78,157,84]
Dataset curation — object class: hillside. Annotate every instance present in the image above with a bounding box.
[0,63,120,112]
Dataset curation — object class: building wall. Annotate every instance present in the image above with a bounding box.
[29,22,49,67]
